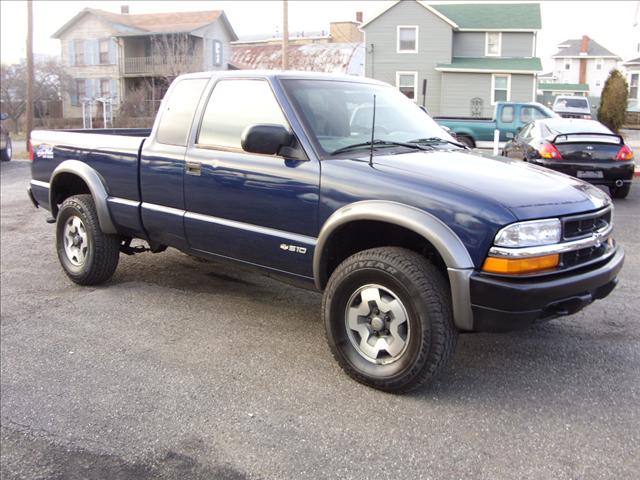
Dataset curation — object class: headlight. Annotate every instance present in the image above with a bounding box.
[494,218,561,248]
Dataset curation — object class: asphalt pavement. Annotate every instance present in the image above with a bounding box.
[1,160,639,479]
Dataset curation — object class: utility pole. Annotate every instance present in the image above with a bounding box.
[282,0,289,70]
[26,0,34,151]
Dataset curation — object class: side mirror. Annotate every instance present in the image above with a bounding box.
[241,124,293,156]
[0,113,8,121]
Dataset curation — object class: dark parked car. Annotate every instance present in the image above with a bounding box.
[0,113,12,162]
[503,118,634,198]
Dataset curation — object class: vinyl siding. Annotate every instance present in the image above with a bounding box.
[502,33,534,58]
[453,32,534,57]
[363,0,452,115]
[193,20,234,71]
[441,72,535,117]
[59,14,121,119]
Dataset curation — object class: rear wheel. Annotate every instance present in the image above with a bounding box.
[323,247,457,393]
[0,138,11,161]
[609,184,631,199]
[56,194,120,285]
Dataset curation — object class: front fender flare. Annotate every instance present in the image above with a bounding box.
[49,160,117,234]
[313,200,475,330]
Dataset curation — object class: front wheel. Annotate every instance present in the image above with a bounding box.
[322,247,457,393]
[56,194,120,285]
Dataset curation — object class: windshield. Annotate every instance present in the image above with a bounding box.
[282,79,455,157]
[554,98,589,109]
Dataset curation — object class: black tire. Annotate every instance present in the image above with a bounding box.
[609,184,631,199]
[56,194,120,285]
[322,247,457,393]
[457,135,474,149]
[0,138,11,161]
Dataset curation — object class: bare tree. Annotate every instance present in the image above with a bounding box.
[151,33,197,81]
[0,59,72,132]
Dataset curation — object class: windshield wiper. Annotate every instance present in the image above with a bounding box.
[331,139,430,155]
[408,137,468,149]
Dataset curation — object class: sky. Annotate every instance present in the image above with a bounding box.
[1,0,639,71]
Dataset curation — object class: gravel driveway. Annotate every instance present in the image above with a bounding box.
[1,160,639,479]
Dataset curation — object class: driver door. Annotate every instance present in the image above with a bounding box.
[183,78,320,278]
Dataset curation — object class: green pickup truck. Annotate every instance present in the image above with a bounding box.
[436,102,558,149]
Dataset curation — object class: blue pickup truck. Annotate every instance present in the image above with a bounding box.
[29,72,624,393]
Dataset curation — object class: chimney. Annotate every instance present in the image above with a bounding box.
[580,35,590,54]
[356,11,363,23]
[120,5,129,14]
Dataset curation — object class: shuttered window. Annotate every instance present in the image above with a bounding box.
[213,40,223,66]
[99,39,110,64]
[74,39,84,65]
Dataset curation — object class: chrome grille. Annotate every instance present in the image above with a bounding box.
[560,206,613,269]
[562,207,612,241]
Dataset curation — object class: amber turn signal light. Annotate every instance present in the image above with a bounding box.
[482,254,560,274]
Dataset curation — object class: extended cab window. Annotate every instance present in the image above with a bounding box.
[198,79,288,149]
[156,79,208,146]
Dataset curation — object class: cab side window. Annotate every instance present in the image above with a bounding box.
[198,79,288,149]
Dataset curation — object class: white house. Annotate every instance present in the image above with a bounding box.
[550,36,621,97]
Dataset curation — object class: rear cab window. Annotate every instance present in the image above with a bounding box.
[156,78,209,146]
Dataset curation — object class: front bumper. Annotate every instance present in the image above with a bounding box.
[468,246,624,332]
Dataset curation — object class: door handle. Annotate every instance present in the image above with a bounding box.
[185,161,201,176]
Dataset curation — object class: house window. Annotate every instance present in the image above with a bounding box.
[630,73,639,99]
[75,79,86,105]
[491,74,510,104]
[396,72,417,100]
[596,58,603,71]
[596,80,601,87]
[74,39,84,65]
[564,59,571,70]
[99,39,110,64]
[100,79,110,98]
[485,32,501,56]
[213,40,222,66]
[397,26,418,53]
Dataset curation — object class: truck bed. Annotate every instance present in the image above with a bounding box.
[30,129,147,215]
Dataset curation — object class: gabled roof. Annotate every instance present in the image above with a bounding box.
[552,38,620,59]
[361,1,541,31]
[431,3,541,30]
[52,8,238,40]
[436,57,542,74]
[624,57,640,66]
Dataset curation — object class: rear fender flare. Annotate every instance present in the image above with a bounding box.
[49,160,117,234]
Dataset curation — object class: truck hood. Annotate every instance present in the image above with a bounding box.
[356,149,611,219]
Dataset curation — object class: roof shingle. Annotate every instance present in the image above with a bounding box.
[431,3,541,30]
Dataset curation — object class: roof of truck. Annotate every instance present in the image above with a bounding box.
[178,70,386,85]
